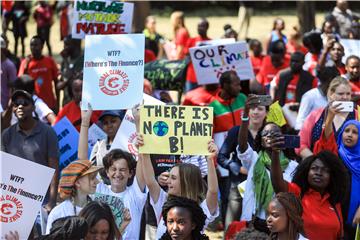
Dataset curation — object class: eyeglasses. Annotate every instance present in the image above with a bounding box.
[13,98,32,107]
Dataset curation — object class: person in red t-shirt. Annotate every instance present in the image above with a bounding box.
[318,39,346,75]
[249,39,265,76]
[185,18,211,92]
[33,1,54,56]
[253,40,290,94]
[286,26,308,55]
[54,78,102,132]
[170,11,190,60]
[182,84,220,106]
[343,55,360,104]
[18,35,59,111]
[271,52,317,106]
[302,31,323,77]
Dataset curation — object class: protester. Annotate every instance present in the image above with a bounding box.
[144,15,164,59]
[42,216,88,240]
[223,24,238,40]
[249,39,265,76]
[265,18,287,53]
[160,195,209,240]
[184,18,211,92]
[182,84,220,106]
[270,51,317,106]
[318,39,346,75]
[54,78,102,131]
[1,33,20,71]
[296,76,357,158]
[18,35,59,111]
[46,159,101,233]
[321,20,340,47]
[237,119,298,233]
[8,1,29,58]
[286,26,308,55]
[1,90,59,214]
[33,1,54,56]
[267,192,306,240]
[1,36,17,109]
[302,31,323,76]
[138,134,219,239]
[343,55,360,102]
[170,11,190,60]
[254,40,290,93]
[295,66,340,130]
[331,0,359,38]
[218,95,268,230]
[270,148,348,239]
[78,201,121,240]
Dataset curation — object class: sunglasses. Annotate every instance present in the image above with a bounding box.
[260,130,281,137]
[13,98,32,107]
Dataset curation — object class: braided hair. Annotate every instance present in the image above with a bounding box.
[160,195,209,240]
[269,192,304,240]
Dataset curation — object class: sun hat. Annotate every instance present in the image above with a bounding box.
[59,160,102,199]
[98,110,126,121]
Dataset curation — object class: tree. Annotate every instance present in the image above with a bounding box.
[297,1,316,34]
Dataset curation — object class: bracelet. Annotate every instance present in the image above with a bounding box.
[81,124,89,128]
[241,116,249,121]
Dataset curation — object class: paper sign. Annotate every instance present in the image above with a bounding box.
[88,124,107,156]
[197,38,235,47]
[189,41,254,85]
[53,117,79,172]
[93,193,125,229]
[82,34,145,110]
[111,94,164,157]
[340,39,360,63]
[139,105,213,155]
[72,0,134,39]
[266,101,287,127]
[0,151,55,239]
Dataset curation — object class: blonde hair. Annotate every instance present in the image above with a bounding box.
[175,163,206,204]
[170,11,185,34]
[327,76,351,100]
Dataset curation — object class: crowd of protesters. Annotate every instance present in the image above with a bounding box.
[1,0,360,240]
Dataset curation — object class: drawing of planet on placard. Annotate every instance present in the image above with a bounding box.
[153,121,169,136]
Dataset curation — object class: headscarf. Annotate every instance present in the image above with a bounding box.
[337,120,360,225]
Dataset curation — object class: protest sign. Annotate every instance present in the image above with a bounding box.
[340,39,360,63]
[189,41,254,85]
[197,38,236,47]
[72,0,134,39]
[88,123,107,156]
[111,94,164,157]
[93,193,125,229]
[82,34,144,110]
[53,117,79,172]
[139,105,213,155]
[144,58,190,92]
[266,101,287,127]
[0,152,54,239]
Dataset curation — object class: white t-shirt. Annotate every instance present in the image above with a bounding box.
[11,95,53,125]
[96,177,147,240]
[151,189,219,240]
[46,199,82,234]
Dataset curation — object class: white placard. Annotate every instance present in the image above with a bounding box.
[72,0,134,39]
[111,94,164,157]
[197,38,236,47]
[340,39,360,63]
[189,41,254,85]
[0,152,55,239]
[88,123,107,155]
[82,34,145,110]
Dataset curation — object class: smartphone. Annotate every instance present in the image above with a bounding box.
[332,101,354,112]
[279,135,300,149]
[255,95,272,106]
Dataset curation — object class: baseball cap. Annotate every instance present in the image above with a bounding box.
[99,110,126,121]
[59,160,102,199]
[11,90,35,105]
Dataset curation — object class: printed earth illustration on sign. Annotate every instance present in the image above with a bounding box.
[153,121,169,136]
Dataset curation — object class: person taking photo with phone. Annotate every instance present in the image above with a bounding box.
[236,95,298,234]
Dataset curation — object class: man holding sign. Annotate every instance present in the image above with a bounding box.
[139,105,213,155]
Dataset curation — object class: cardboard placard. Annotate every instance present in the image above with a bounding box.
[72,0,134,39]
[82,34,145,110]
[93,193,125,229]
[340,39,360,63]
[189,41,254,85]
[88,123,107,157]
[139,105,213,155]
[0,152,55,239]
[52,117,79,172]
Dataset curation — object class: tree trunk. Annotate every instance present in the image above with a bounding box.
[297,1,316,34]
[131,1,151,33]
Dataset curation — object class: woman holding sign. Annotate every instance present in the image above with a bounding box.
[138,133,219,239]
